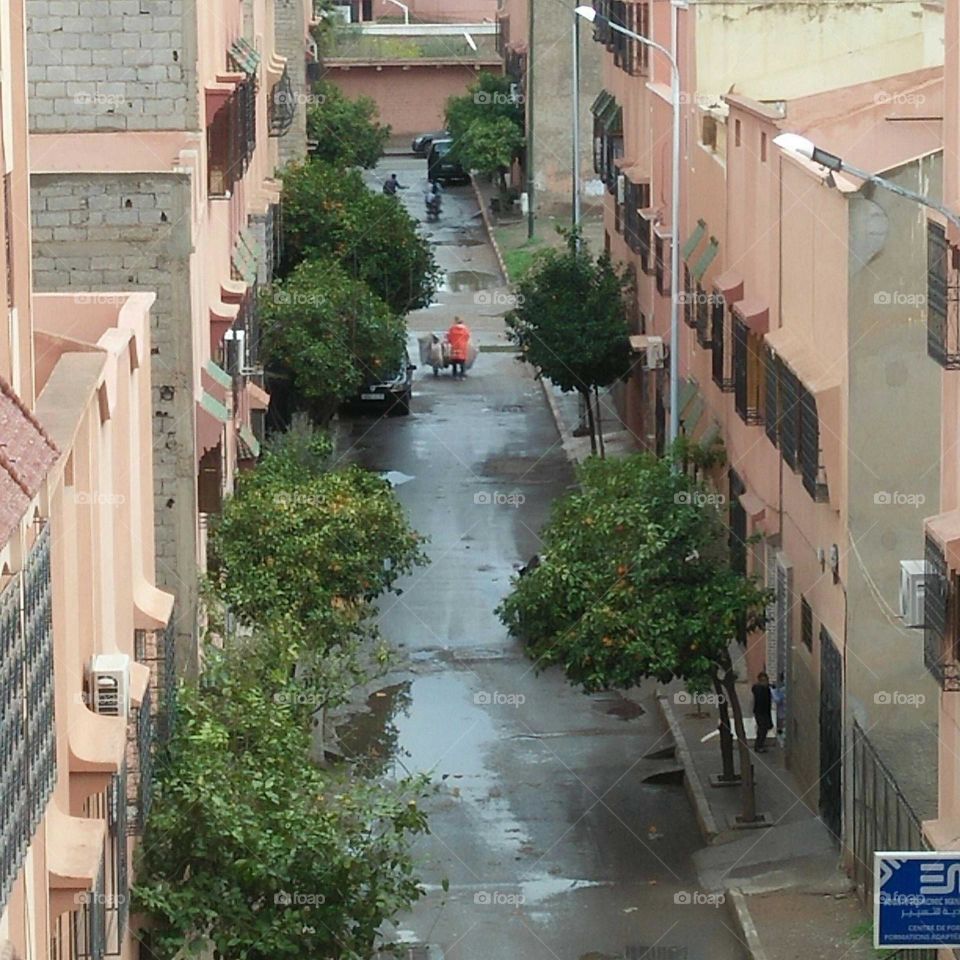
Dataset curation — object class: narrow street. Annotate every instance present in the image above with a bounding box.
[332,160,748,960]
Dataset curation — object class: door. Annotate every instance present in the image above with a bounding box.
[819,627,843,839]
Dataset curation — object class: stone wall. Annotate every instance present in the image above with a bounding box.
[30,172,200,674]
[25,0,199,133]
[273,0,309,168]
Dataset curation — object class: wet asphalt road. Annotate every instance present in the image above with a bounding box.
[333,159,747,960]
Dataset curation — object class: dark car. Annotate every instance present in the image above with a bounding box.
[353,349,416,416]
[427,139,468,185]
[412,130,449,156]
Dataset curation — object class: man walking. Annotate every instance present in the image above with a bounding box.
[446,317,472,378]
[752,672,773,753]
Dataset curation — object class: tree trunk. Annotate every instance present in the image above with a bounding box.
[594,386,606,459]
[720,667,757,823]
[713,671,737,782]
[582,388,597,455]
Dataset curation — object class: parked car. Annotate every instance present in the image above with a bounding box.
[412,130,449,156]
[351,349,416,416]
[427,139,468,185]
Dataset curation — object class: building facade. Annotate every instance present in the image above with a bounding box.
[588,0,944,894]
[0,3,175,958]
[24,0,311,674]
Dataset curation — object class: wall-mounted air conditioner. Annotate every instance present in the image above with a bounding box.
[899,559,927,628]
[646,335,664,370]
[88,654,131,717]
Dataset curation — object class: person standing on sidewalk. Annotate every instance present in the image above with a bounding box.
[752,672,773,753]
[446,317,471,378]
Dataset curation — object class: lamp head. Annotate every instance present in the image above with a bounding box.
[575,5,598,22]
[772,133,815,160]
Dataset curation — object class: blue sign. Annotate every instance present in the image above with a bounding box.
[875,853,960,949]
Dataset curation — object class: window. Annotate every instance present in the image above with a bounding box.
[735,119,741,147]
[611,0,628,67]
[927,219,960,368]
[701,115,718,151]
[639,214,652,274]
[654,232,671,296]
[683,267,695,327]
[711,299,733,390]
[614,172,624,233]
[623,179,649,254]
[924,535,959,688]
[696,287,712,347]
[779,364,800,470]
[764,349,780,447]
[799,385,822,499]
[760,131,767,162]
[733,317,765,424]
[3,174,12,308]
[801,596,813,650]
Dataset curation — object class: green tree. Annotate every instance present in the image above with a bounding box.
[445,73,524,189]
[307,80,391,169]
[280,161,439,313]
[497,454,770,821]
[505,233,632,455]
[261,257,407,422]
[133,651,429,960]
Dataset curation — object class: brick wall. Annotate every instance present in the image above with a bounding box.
[25,0,198,133]
[31,172,200,674]
[273,0,309,167]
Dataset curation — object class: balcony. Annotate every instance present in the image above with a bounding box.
[923,534,960,690]
[927,220,960,369]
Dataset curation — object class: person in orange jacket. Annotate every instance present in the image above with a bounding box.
[446,317,472,378]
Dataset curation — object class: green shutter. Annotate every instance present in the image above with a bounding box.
[690,238,719,282]
[204,359,232,390]
[200,390,230,423]
[681,220,707,261]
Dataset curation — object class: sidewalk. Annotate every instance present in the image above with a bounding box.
[656,682,878,960]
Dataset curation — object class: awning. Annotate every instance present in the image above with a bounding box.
[682,393,704,434]
[197,390,229,456]
[594,93,623,134]
[205,358,232,390]
[699,420,721,454]
[246,379,270,411]
[764,326,841,394]
[229,37,261,76]
[739,491,766,521]
[591,90,614,117]
[690,238,719,283]
[927,510,960,574]
[237,423,261,460]
[713,269,744,303]
[678,377,698,416]
[681,220,707,261]
[733,297,770,335]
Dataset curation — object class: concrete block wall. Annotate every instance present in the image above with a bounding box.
[30,172,200,674]
[273,0,309,167]
[25,0,199,133]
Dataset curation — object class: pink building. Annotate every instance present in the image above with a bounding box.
[0,2,174,957]
[25,0,311,675]
[590,0,943,895]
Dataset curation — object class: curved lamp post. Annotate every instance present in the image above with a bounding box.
[774,132,960,230]
[575,5,682,448]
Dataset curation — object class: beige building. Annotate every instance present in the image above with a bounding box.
[0,2,175,958]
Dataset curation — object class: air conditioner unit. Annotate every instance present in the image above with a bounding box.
[646,335,664,370]
[899,559,927,628]
[616,174,625,204]
[89,654,131,717]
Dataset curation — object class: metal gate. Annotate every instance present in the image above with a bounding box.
[819,627,843,839]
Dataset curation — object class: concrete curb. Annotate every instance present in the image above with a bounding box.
[656,692,720,843]
[471,177,509,284]
[726,888,769,960]
[538,378,580,467]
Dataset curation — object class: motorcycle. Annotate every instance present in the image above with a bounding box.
[425,193,442,222]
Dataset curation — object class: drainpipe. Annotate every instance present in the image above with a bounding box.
[526,0,535,238]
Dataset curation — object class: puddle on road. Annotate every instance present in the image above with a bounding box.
[440,270,499,293]
[336,682,412,776]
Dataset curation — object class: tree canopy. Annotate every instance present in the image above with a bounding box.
[307,80,391,169]
[279,161,439,313]
[260,257,407,419]
[497,454,769,692]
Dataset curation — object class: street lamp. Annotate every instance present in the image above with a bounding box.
[574,5,682,448]
[774,132,960,230]
[463,31,478,52]
[382,0,409,25]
